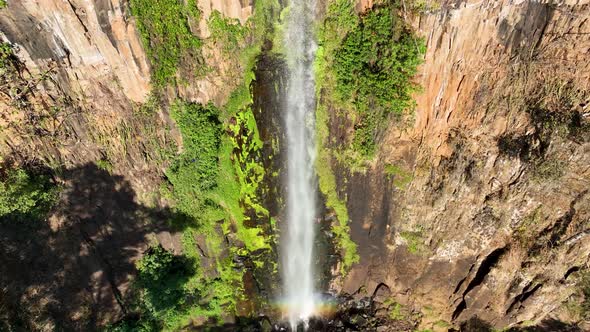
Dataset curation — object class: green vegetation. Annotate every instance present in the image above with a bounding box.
[96,159,113,174]
[123,101,246,328]
[316,104,359,273]
[0,167,58,222]
[106,245,199,332]
[0,42,13,67]
[159,100,266,324]
[514,207,543,248]
[208,0,280,254]
[400,230,427,255]
[407,0,441,13]
[128,1,281,326]
[135,246,196,323]
[382,298,417,322]
[208,11,249,55]
[384,163,413,189]
[229,109,269,221]
[165,102,221,217]
[561,270,590,327]
[314,0,424,274]
[129,0,202,86]
[531,157,566,181]
[434,320,452,328]
[321,0,425,159]
[581,270,590,320]
[0,1,6,9]
[389,302,405,320]
[528,81,590,141]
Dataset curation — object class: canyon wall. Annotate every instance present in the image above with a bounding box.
[0,0,254,329]
[0,0,250,186]
[1,0,589,330]
[339,0,590,330]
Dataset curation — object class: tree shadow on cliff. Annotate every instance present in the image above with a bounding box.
[0,162,195,331]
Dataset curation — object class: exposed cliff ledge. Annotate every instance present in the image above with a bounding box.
[336,0,590,330]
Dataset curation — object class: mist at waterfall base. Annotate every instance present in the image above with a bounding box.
[279,0,320,329]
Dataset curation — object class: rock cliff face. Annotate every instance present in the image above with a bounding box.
[338,0,590,330]
[0,0,250,184]
[0,0,254,329]
[0,0,589,330]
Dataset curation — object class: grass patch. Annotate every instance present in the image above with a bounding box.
[389,302,405,320]
[580,270,590,320]
[514,207,543,248]
[407,0,441,13]
[531,157,566,182]
[384,163,413,189]
[129,0,203,86]
[96,159,113,174]
[400,230,427,255]
[561,270,590,324]
[434,320,452,328]
[208,11,249,55]
[382,298,413,322]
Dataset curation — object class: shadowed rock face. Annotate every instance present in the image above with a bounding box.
[0,163,190,330]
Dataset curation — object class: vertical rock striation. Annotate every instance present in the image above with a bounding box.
[336,0,590,330]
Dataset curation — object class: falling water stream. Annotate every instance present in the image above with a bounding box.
[281,0,318,329]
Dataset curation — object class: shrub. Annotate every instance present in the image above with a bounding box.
[208,10,249,55]
[165,102,221,216]
[0,167,57,222]
[136,245,196,313]
[332,2,425,156]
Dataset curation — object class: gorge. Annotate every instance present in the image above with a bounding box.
[0,0,589,332]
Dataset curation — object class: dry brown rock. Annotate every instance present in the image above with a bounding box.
[336,0,590,330]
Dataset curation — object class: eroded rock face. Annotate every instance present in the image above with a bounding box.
[0,0,254,329]
[0,0,251,177]
[1,0,589,330]
[0,0,151,103]
[337,0,590,330]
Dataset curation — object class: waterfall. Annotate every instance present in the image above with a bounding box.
[281,0,318,328]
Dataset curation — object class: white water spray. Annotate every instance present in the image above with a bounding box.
[281,0,318,328]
